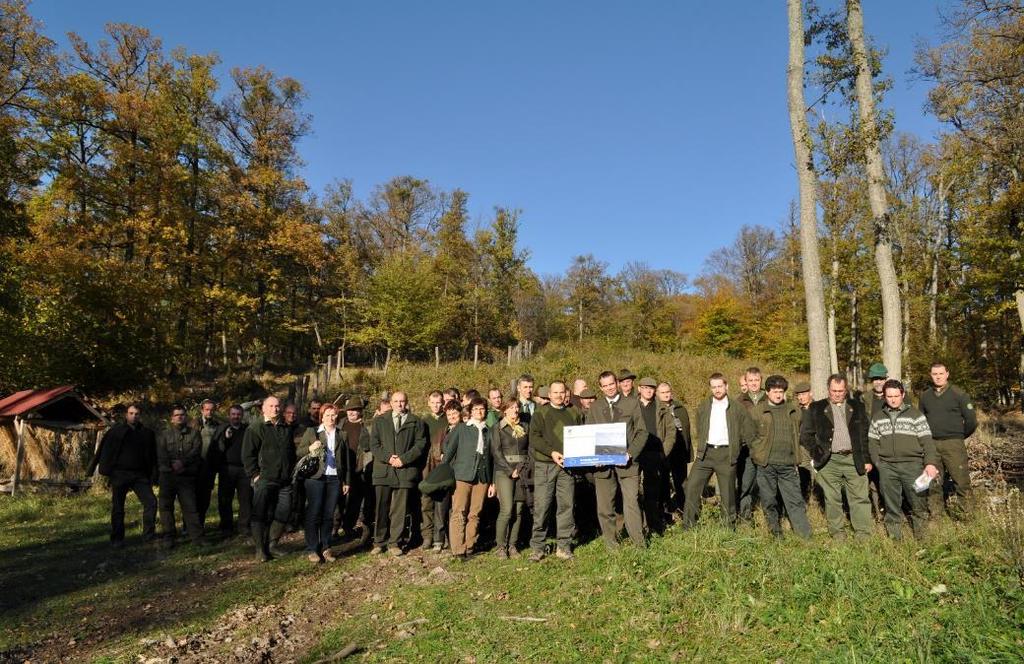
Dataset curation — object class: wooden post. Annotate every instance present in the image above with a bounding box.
[435,346,440,369]
[340,343,346,370]
[326,356,333,386]
[507,345,512,366]
[383,347,392,375]
[474,343,479,368]
[287,381,296,404]
[336,349,342,379]
[92,429,104,477]
[222,331,228,367]
[11,417,25,497]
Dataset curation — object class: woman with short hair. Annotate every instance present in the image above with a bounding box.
[298,403,349,563]
[491,399,529,558]
[443,397,495,559]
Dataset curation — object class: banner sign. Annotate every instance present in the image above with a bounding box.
[563,422,627,467]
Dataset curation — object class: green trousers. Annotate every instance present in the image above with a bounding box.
[877,459,928,540]
[530,461,575,552]
[815,453,872,539]
[755,464,811,539]
[929,438,971,517]
[682,446,735,528]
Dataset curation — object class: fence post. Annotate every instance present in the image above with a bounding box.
[435,346,440,369]
[384,347,392,375]
[507,345,512,366]
[474,343,479,368]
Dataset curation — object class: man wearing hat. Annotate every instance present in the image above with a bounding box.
[636,377,666,534]
[792,382,817,505]
[578,388,597,413]
[793,382,813,410]
[618,369,637,399]
[340,397,374,544]
[861,363,889,417]
[587,370,649,548]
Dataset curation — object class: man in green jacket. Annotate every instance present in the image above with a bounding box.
[157,405,204,548]
[656,382,691,518]
[528,380,583,561]
[918,362,978,519]
[242,396,296,562]
[193,399,224,531]
[587,371,650,548]
[368,391,428,556]
[737,367,765,523]
[750,375,811,539]
[682,373,757,529]
[869,379,940,539]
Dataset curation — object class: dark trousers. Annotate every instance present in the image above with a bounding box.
[683,446,736,528]
[373,485,409,549]
[879,459,928,539]
[217,464,252,534]
[304,476,340,553]
[158,472,203,542]
[639,460,665,534]
[755,464,811,538]
[109,471,156,542]
[530,461,575,552]
[594,469,644,547]
[344,467,375,532]
[666,446,689,512]
[421,489,451,547]
[736,446,758,521]
[195,460,217,527]
[251,479,293,525]
[929,438,972,516]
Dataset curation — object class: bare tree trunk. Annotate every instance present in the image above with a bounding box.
[828,234,840,374]
[850,289,862,390]
[788,0,831,399]
[1016,289,1024,412]
[847,0,903,379]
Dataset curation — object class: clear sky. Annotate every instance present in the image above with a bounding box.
[31,0,952,279]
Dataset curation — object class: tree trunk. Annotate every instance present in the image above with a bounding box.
[828,234,840,374]
[788,0,831,399]
[1016,289,1024,412]
[850,289,862,391]
[847,0,903,379]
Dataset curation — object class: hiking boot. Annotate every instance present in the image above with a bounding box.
[495,548,509,560]
[322,549,337,562]
[307,553,322,563]
[389,547,405,558]
[528,551,545,563]
[370,546,386,555]
[430,542,443,553]
[268,521,288,558]
[555,548,574,560]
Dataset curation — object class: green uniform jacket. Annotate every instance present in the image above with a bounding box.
[585,393,648,478]
[529,403,582,463]
[241,419,296,483]
[656,400,692,460]
[369,412,428,488]
[857,390,885,418]
[442,422,493,484]
[749,401,803,467]
[868,403,940,467]
[298,426,353,486]
[694,397,757,464]
[157,424,203,475]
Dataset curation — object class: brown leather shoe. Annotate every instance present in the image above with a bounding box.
[322,549,337,562]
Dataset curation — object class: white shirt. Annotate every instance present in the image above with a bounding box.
[708,396,730,447]
[318,424,338,476]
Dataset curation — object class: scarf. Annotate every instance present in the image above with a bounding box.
[469,419,486,455]
[501,417,526,439]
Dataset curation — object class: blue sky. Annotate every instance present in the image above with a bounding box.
[32,1,952,279]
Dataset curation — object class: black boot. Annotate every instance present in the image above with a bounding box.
[268,520,288,558]
[252,523,271,563]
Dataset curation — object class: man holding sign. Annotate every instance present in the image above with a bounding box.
[580,370,649,549]
[528,381,583,562]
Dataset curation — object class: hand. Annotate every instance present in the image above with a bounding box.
[864,463,873,473]
[924,464,939,479]
[617,453,631,467]
[389,455,404,468]
[252,474,260,485]
[511,468,520,479]
[487,484,496,499]
[171,459,184,474]
[308,441,323,453]
[550,451,564,468]
[224,428,233,439]
[342,484,350,496]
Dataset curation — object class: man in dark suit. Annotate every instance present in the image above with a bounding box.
[800,373,873,540]
[368,391,428,556]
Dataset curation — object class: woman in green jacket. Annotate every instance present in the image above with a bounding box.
[443,397,495,559]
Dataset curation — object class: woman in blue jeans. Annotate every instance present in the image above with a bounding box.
[298,404,350,563]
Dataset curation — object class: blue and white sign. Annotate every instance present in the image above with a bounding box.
[563,422,627,467]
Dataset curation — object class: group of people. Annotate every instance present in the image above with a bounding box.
[90,361,977,564]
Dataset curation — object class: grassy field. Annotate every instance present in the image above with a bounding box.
[1,486,1022,663]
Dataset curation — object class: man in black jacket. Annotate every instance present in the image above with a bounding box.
[800,374,873,540]
[89,403,157,545]
[215,404,250,537]
[242,396,296,562]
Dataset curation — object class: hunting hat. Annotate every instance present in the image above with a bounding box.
[538,386,550,399]
[867,362,888,379]
[579,388,597,399]
[638,376,658,388]
[342,396,364,411]
[618,368,637,380]
[793,381,811,394]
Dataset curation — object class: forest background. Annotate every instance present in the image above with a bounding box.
[0,0,1022,407]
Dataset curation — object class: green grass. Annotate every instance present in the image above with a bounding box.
[306,508,1024,663]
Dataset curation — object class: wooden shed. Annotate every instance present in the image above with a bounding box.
[0,386,109,495]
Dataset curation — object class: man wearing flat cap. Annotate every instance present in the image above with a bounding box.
[618,369,637,399]
[636,376,666,534]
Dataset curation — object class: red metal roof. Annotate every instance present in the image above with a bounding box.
[0,386,77,417]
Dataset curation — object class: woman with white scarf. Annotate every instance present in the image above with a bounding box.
[442,397,495,560]
[297,404,350,563]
